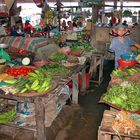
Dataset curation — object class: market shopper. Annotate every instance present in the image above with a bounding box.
[109,23,140,68]
[11,20,24,37]
[67,21,73,31]
[61,20,67,30]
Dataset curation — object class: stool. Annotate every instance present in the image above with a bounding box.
[89,53,104,85]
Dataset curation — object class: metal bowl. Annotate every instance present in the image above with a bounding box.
[0,44,9,49]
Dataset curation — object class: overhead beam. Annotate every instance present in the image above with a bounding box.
[16,0,140,3]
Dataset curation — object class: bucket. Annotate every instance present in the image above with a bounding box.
[67,73,90,89]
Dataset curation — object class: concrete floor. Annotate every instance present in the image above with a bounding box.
[0,60,114,140]
[55,60,114,140]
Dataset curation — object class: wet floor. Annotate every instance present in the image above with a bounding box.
[55,60,114,140]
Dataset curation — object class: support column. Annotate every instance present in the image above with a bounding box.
[120,0,123,22]
[91,4,99,47]
[92,4,99,24]
[72,73,79,104]
[114,0,117,10]
[56,0,62,31]
[35,97,46,140]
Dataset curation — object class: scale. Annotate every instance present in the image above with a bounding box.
[0,44,11,62]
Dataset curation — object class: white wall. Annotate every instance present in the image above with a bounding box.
[17,3,42,26]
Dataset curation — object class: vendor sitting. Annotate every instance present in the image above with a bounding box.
[109,23,140,68]
[24,20,33,36]
[11,20,24,37]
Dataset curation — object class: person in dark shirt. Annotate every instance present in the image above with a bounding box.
[11,20,24,36]
[122,20,128,27]
[73,18,78,27]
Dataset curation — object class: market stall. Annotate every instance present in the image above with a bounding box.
[0,1,107,139]
[0,38,104,140]
[99,54,140,140]
[0,62,86,140]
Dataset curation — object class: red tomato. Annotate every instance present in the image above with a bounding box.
[5,66,34,77]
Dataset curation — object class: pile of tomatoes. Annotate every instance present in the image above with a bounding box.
[5,66,34,77]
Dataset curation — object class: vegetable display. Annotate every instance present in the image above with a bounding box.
[49,52,67,62]
[41,63,69,76]
[0,73,14,82]
[4,69,52,94]
[71,42,97,52]
[5,66,34,77]
[111,68,140,79]
[110,68,140,85]
[103,81,140,112]
[2,63,70,95]
[0,107,16,124]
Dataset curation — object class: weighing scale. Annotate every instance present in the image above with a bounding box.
[0,44,11,62]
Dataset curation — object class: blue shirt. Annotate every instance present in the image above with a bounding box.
[109,36,135,68]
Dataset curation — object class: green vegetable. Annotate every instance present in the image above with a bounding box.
[42,63,69,76]
[0,107,16,124]
[6,69,53,94]
[71,42,97,52]
[49,52,67,62]
[111,68,140,79]
[103,82,140,112]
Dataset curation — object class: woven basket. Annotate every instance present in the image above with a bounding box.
[5,47,35,64]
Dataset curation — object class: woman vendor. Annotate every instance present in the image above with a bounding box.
[109,23,140,68]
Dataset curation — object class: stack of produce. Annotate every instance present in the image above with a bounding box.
[103,81,140,112]
[3,69,52,94]
[0,73,13,81]
[0,106,16,124]
[70,42,97,53]
[41,63,69,76]
[5,66,34,77]
[110,68,140,85]
[102,67,140,112]
[0,62,70,95]
[49,52,67,63]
